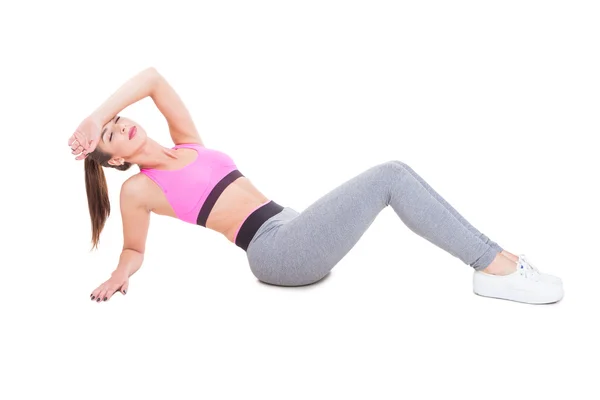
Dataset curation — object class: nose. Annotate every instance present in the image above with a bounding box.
[115,123,128,136]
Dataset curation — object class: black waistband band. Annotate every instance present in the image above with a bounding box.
[197,169,245,227]
[235,200,284,251]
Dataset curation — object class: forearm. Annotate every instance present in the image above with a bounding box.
[90,67,160,126]
[112,248,145,278]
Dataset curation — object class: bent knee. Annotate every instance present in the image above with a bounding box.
[379,159,412,175]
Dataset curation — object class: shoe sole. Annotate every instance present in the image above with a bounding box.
[473,285,564,304]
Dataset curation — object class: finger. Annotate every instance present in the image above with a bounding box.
[121,281,129,295]
[97,288,108,302]
[95,288,104,302]
[70,143,79,152]
[106,286,119,300]
[69,138,78,149]
[68,135,77,146]
[104,286,117,301]
[75,152,88,161]
[91,287,102,301]
[71,145,83,155]
[86,138,97,152]
[87,139,98,154]
[74,131,89,150]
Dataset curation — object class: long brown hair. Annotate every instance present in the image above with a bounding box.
[84,148,133,250]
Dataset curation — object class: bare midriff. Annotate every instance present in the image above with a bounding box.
[205,176,270,242]
[145,175,270,244]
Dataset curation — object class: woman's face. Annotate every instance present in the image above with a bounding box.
[96,115,147,166]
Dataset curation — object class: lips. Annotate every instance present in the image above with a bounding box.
[129,126,137,140]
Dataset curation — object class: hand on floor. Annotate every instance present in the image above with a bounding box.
[90,271,129,302]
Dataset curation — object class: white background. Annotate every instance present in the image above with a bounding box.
[1,1,598,399]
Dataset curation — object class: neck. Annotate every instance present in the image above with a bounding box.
[130,138,178,169]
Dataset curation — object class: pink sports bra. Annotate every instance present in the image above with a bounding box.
[139,143,245,227]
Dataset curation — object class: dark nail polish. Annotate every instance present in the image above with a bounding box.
[123,290,126,294]
[97,298,101,302]
[104,297,107,301]
[91,296,95,300]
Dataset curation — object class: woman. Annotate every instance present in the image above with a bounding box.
[69,67,563,305]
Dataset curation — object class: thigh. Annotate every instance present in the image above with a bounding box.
[250,162,391,286]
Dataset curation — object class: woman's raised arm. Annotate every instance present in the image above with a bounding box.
[70,67,161,158]
[90,67,160,128]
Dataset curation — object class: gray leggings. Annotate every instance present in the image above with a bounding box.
[245,160,503,286]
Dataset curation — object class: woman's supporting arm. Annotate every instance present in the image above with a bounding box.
[89,67,160,126]
[112,177,151,278]
[112,249,144,278]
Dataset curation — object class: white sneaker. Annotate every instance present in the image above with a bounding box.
[518,254,563,286]
[473,260,564,304]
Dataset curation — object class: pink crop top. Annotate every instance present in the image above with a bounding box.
[139,143,245,227]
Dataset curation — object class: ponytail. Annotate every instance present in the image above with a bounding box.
[84,157,111,250]
[83,149,133,250]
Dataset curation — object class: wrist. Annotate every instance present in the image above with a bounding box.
[87,112,105,129]
[112,267,130,279]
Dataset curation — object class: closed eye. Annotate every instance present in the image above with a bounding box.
[110,116,120,141]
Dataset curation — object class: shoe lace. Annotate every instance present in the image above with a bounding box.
[518,255,541,280]
[519,254,541,274]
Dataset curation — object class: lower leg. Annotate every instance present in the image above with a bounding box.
[400,163,520,266]
[400,163,504,252]
[383,161,505,271]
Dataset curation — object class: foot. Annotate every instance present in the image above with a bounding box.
[473,259,564,304]
[481,253,562,285]
[481,252,518,275]
[500,250,519,262]
[517,254,563,285]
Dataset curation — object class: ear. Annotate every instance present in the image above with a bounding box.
[108,157,125,166]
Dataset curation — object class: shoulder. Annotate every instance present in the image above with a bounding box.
[122,173,149,194]
[121,174,154,210]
